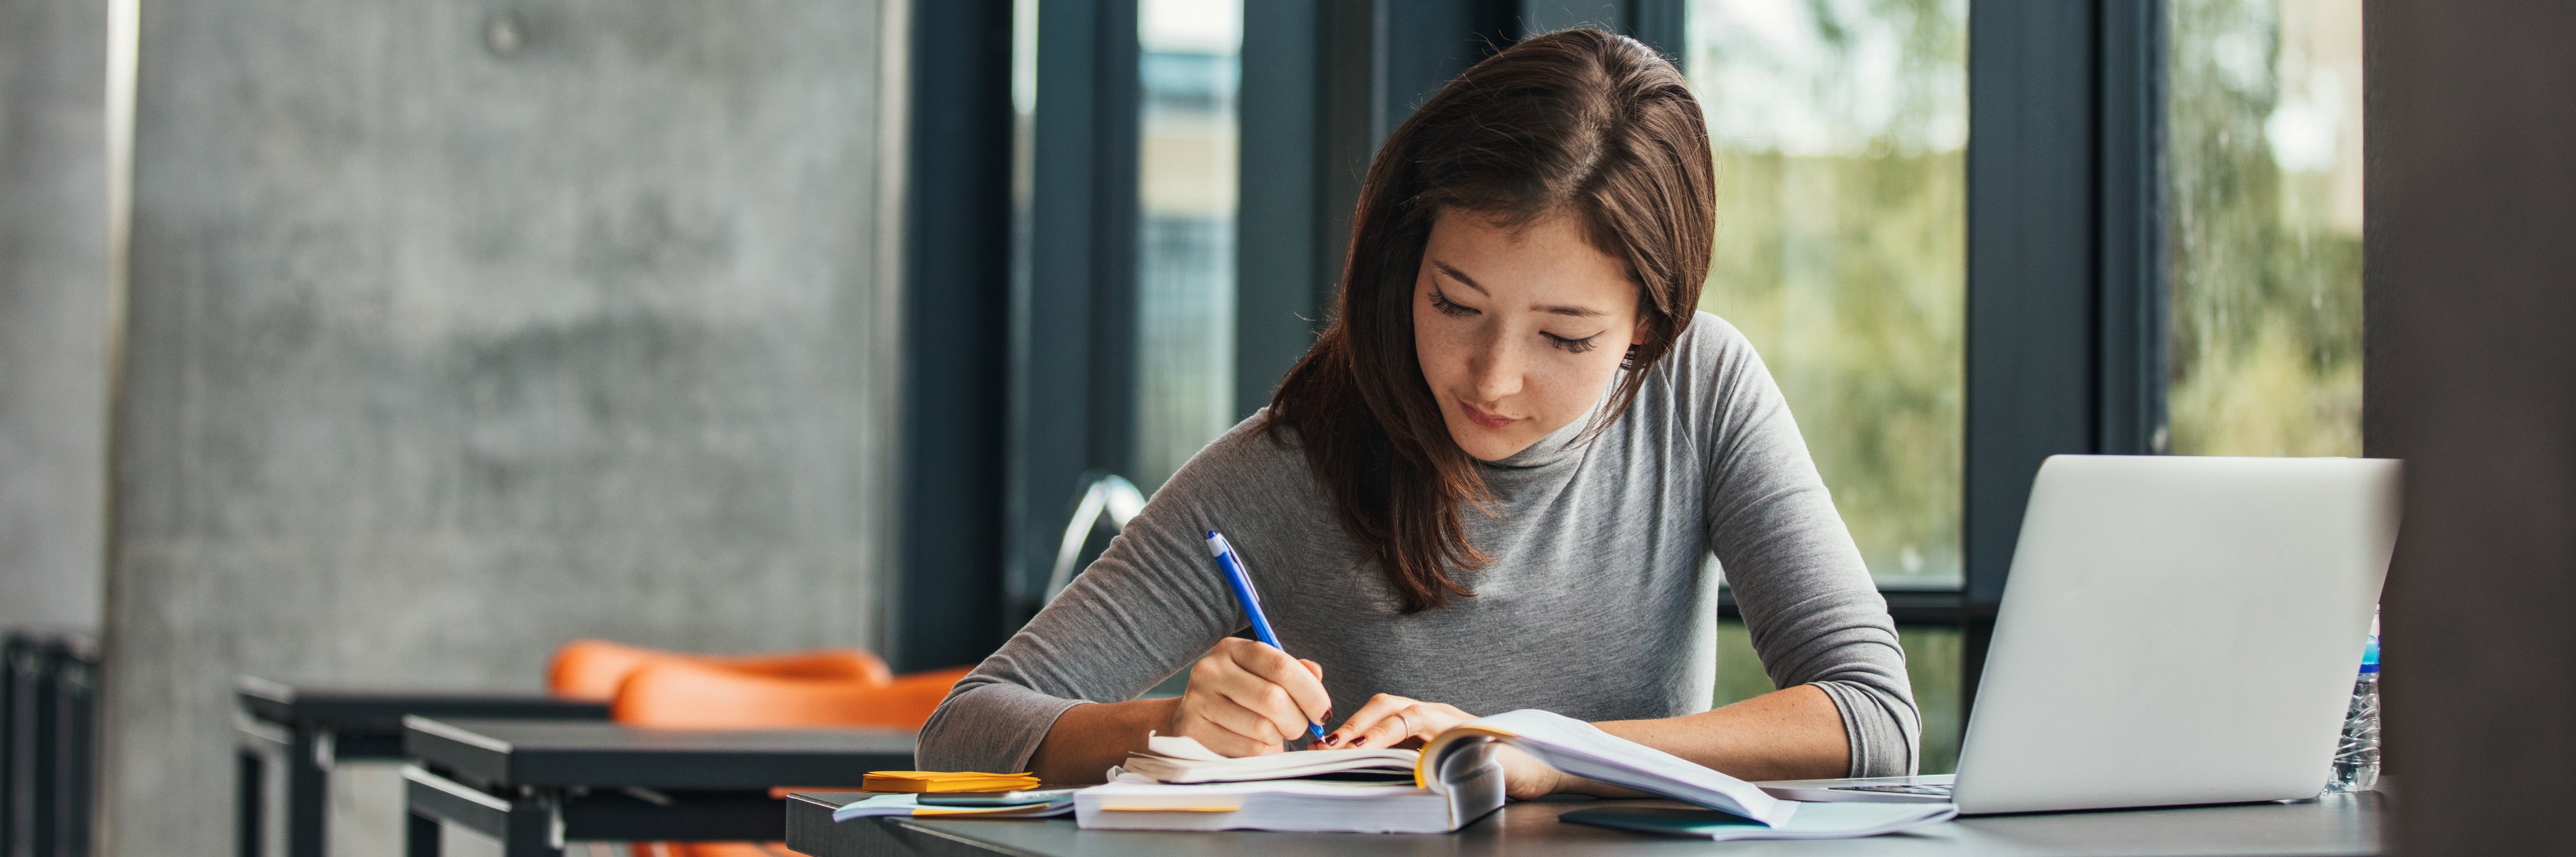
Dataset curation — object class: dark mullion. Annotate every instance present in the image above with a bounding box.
[1090,0,1143,480]
[1015,0,1143,622]
[1964,0,2102,611]
[1319,0,1383,317]
[1381,2,1517,140]
[895,0,1015,671]
[1236,0,1328,418]
[2095,0,2170,457]
[1623,0,1688,59]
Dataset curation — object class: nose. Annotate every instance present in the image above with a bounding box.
[1464,328,1523,405]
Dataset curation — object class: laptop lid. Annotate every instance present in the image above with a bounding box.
[1952,455,2398,815]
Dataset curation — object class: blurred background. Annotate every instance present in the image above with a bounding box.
[0,0,2362,854]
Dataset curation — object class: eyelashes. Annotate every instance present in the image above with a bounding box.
[1543,331,1601,353]
[1428,288,1478,318]
[1428,288,1601,354]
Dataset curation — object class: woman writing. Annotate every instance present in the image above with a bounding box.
[919,29,1917,795]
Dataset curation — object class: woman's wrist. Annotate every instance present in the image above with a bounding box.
[1030,696,1183,784]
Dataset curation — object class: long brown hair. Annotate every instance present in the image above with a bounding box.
[1265,29,1715,612]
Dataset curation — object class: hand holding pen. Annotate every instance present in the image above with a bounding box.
[1159,530,1334,756]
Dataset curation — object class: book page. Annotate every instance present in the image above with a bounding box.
[1428,709,1790,826]
[1144,733,1231,761]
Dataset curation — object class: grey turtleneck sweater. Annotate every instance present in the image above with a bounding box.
[919,312,1919,778]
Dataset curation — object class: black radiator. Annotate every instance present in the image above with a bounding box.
[2,630,97,857]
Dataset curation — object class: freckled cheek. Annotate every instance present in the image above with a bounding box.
[1527,353,1613,419]
[1414,322,1474,392]
[1517,369,1569,423]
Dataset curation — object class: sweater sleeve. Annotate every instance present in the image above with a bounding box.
[1686,313,1922,777]
[913,422,1271,775]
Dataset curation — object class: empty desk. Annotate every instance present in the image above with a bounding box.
[232,678,609,857]
[402,716,914,856]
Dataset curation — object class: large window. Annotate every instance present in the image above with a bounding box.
[2166,0,2362,456]
[1685,0,1969,592]
[981,0,2367,756]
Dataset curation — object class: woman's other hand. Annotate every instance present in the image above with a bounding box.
[1323,693,1569,799]
[1167,637,1331,757]
[1320,692,1472,749]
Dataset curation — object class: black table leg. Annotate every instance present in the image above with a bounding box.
[404,765,561,857]
[499,803,563,857]
[238,746,265,857]
[405,811,440,857]
[286,727,329,857]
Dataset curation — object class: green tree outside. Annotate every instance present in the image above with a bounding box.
[2166,0,2363,457]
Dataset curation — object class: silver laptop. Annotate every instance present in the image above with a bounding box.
[1758,455,2400,815]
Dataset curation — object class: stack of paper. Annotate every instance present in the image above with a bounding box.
[1077,779,1469,833]
[860,770,1042,793]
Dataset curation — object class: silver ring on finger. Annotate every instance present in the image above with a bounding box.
[1396,709,1412,738]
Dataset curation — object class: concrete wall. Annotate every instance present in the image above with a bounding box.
[0,0,110,631]
[100,1,904,854]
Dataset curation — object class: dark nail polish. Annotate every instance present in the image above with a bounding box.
[1324,709,1335,722]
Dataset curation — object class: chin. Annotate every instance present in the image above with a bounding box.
[1446,417,1537,462]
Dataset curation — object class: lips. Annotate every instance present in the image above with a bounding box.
[1458,400,1519,430]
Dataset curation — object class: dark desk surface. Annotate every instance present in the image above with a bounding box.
[784,790,2381,857]
[236,677,608,732]
[404,717,914,790]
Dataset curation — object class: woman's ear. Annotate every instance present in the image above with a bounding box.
[1623,313,1656,367]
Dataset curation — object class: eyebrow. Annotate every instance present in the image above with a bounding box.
[1433,261,1490,295]
[1433,260,1610,319]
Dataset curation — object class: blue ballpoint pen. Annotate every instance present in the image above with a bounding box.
[1205,530,1329,743]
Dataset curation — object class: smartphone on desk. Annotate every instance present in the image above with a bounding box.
[916,788,1078,807]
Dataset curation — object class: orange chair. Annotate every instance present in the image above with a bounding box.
[548,639,891,700]
[611,661,976,857]
[612,661,973,729]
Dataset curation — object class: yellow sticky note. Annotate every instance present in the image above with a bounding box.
[861,770,1043,793]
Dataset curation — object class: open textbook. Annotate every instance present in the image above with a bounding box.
[1076,709,1955,837]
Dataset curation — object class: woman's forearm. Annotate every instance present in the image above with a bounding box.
[1027,697,1182,784]
[1589,683,1851,785]
[1031,684,1844,787]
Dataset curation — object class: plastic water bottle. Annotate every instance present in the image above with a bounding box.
[2327,611,2380,793]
